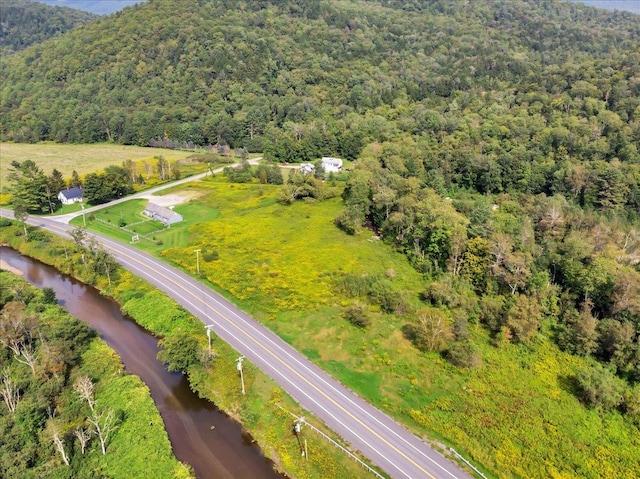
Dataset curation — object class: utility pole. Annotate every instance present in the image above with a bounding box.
[194,248,201,274]
[205,325,214,357]
[236,356,246,395]
[81,203,86,227]
[294,417,307,459]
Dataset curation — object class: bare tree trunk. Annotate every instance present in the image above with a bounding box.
[1,369,20,413]
[74,427,93,454]
[12,342,37,377]
[52,430,70,465]
[88,409,117,455]
[74,376,95,412]
[102,118,112,142]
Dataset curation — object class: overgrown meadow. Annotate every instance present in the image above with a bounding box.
[10,172,640,478]
[124,176,639,479]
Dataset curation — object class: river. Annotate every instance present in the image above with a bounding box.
[0,246,283,479]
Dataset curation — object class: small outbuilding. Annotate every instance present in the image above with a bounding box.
[143,202,183,225]
[58,187,83,205]
[300,163,315,174]
[321,157,343,173]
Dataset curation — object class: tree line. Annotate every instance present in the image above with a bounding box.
[6,156,188,212]
[336,139,640,414]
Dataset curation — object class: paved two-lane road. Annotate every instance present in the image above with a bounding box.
[0,207,474,479]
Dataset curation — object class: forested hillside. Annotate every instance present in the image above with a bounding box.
[33,1,144,15]
[0,0,638,157]
[0,0,97,56]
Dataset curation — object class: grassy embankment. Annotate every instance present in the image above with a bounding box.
[69,175,640,479]
[0,220,381,479]
[0,272,192,479]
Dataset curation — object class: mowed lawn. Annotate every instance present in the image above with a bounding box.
[0,142,194,183]
[71,192,220,254]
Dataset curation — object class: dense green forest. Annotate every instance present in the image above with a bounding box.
[0,0,638,159]
[0,270,191,478]
[0,0,97,56]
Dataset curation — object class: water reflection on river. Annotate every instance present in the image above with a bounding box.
[0,246,283,479]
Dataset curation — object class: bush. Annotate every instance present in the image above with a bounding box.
[343,303,370,328]
[0,218,13,227]
[368,278,406,313]
[334,206,363,235]
[203,250,219,262]
[445,341,481,368]
[26,229,48,243]
[42,287,57,304]
[338,273,377,297]
[157,329,201,373]
[624,386,640,423]
[405,308,453,352]
[575,364,625,410]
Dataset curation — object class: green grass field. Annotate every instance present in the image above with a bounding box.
[71,193,220,254]
[0,142,196,184]
[66,176,640,478]
[163,179,640,479]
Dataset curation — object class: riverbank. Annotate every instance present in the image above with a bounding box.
[0,224,378,479]
[1,247,282,479]
[0,258,23,275]
[0,269,193,479]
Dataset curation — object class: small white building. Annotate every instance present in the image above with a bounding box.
[58,187,83,205]
[143,202,183,225]
[321,157,343,173]
[300,163,315,174]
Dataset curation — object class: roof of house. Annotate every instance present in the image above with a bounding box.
[321,157,343,165]
[59,187,83,199]
[144,202,182,221]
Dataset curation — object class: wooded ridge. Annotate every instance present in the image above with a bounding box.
[0,0,98,56]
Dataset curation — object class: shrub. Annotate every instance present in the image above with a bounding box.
[405,308,453,352]
[334,206,362,235]
[445,341,481,368]
[203,250,219,262]
[343,303,370,328]
[42,287,57,304]
[624,386,640,423]
[575,364,625,410]
[0,218,13,227]
[157,329,201,373]
[26,229,47,243]
[338,273,377,297]
[368,278,406,313]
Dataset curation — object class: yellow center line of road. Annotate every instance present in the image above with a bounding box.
[119,249,437,479]
[43,220,454,479]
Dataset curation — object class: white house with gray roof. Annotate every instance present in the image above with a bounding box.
[58,187,83,205]
[321,157,343,173]
[143,202,183,225]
